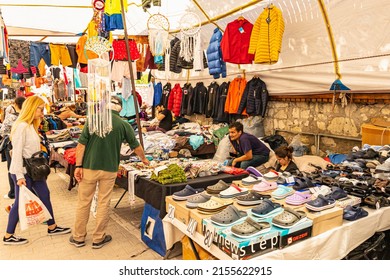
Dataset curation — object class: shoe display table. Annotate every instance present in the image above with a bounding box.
[164,203,390,260]
[134,173,248,219]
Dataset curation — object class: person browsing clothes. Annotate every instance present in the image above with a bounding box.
[1,96,25,199]
[69,96,149,249]
[273,145,299,174]
[227,121,270,170]
[4,96,71,245]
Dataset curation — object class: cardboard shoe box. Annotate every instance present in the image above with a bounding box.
[302,206,343,237]
[202,216,279,260]
[336,195,361,208]
[269,217,313,249]
[166,196,191,225]
[189,208,213,234]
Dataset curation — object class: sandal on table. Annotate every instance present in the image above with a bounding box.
[343,205,368,221]
[285,191,312,206]
[251,199,283,218]
[236,191,271,206]
[364,195,390,209]
[272,207,307,229]
[305,194,336,212]
[231,217,271,239]
[210,205,248,227]
[272,185,295,199]
[197,197,233,214]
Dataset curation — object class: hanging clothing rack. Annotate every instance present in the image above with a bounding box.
[170,0,263,34]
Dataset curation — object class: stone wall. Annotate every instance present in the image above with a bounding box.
[264,101,390,154]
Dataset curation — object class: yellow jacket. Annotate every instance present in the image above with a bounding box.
[248,5,285,64]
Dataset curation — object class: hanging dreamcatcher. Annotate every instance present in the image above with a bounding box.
[179,12,201,63]
[147,13,170,57]
[84,36,115,138]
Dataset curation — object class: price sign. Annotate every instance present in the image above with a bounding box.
[186,218,198,236]
[167,204,175,222]
[203,222,216,248]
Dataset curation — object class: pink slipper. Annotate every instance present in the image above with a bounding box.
[253,180,277,192]
[285,191,312,205]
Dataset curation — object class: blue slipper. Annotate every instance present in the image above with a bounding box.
[343,205,368,221]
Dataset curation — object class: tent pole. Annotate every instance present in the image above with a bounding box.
[192,0,223,31]
[171,0,263,34]
[317,0,341,80]
[120,0,144,148]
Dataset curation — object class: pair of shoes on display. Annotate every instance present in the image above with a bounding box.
[69,234,112,249]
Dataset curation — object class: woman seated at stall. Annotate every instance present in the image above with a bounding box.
[57,104,83,120]
[273,145,299,174]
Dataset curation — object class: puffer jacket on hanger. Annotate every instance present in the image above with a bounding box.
[167,83,183,117]
[248,4,285,64]
[206,28,226,79]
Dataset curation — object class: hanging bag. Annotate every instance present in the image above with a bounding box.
[23,151,51,181]
[18,187,52,231]
[0,135,11,152]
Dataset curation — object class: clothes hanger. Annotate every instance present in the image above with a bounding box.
[237,8,244,20]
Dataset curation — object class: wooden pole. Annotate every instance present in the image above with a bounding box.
[120,0,144,148]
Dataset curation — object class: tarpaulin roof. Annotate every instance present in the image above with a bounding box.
[1,0,390,94]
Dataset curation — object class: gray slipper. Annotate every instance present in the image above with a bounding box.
[186,193,211,209]
[210,205,247,226]
[231,217,271,238]
[206,180,230,194]
[272,207,307,229]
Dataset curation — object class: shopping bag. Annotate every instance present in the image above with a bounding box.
[140,203,166,257]
[18,187,52,231]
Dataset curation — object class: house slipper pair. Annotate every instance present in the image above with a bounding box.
[210,205,248,227]
[363,195,390,209]
[272,185,295,199]
[293,177,314,190]
[285,191,312,205]
[327,186,348,200]
[197,197,233,214]
[305,194,336,211]
[236,191,271,206]
[206,180,230,194]
[230,217,271,238]
[251,199,283,218]
[343,205,368,221]
[272,207,307,229]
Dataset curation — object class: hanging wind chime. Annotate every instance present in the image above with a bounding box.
[179,12,201,63]
[147,13,170,64]
[84,36,115,138]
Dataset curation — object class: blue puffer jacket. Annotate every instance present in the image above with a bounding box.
[206,28,226,79]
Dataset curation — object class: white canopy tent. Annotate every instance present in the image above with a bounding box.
[1,0,390,95]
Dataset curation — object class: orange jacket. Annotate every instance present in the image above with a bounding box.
[224,77,247,114]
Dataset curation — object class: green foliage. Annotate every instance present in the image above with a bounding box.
[151,163,187,185]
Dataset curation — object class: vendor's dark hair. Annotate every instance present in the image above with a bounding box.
[229,121,244,132]
[15,96,26,109]
[156,103,164,107]
[274,145,294,160]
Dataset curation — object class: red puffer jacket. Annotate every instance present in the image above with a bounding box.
[167,83,183,117]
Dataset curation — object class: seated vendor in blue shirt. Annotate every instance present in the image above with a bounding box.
[227,122,270,170]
